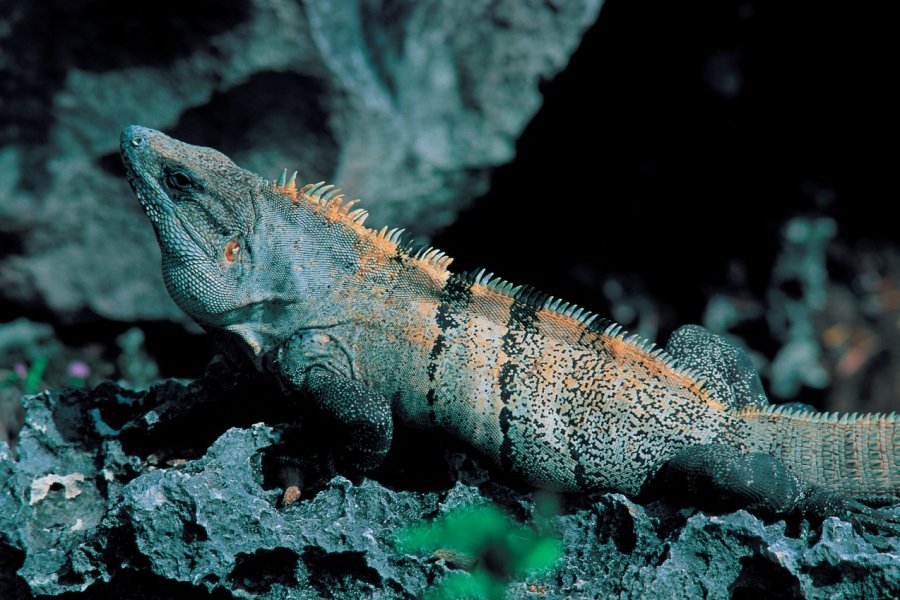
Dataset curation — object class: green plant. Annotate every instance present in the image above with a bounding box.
[396,502,562,600]
[22,357,48,395]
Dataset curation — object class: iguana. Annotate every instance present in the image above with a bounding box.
[120,125,900,533]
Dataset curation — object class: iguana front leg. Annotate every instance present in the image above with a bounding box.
[268,329,393,499]
[302,367,393,471]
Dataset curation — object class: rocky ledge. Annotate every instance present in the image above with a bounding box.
[2,363,898,599]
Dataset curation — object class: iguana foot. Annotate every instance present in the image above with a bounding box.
[267,439,336,506]
[274,332,394,473]
[651,443,900,537]
[855,494,900,509]
[650,443,806,515]
[799,486,900,536]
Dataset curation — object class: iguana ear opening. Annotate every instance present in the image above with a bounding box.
[224,239,241,264]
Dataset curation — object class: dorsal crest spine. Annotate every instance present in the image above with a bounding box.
[272,171,452,269]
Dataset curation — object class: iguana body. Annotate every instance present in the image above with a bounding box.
[121,126,899,531]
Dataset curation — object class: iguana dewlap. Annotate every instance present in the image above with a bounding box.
[121,126,899,532]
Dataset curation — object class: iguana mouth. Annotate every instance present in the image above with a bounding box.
[119,129,162,223]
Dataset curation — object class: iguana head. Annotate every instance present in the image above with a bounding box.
[122,126,454,369]
[120,125,329,366]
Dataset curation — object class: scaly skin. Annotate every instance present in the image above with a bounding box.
[121,126,899,533]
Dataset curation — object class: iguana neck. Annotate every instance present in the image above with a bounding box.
[214,182,451,367]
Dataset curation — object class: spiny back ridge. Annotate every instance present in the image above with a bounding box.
[461,268,707,391]
[273,173,709,393]
[273,172,453,268]
[741,404,900,424]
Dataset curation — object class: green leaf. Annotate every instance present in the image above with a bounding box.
[516,537,562,574]
[24,356,47,395]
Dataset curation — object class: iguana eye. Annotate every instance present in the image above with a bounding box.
[166,169,193,191]
[224,239,241,264]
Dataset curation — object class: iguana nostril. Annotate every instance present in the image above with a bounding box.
[122,125,149,147]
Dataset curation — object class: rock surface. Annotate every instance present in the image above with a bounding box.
[2,371,898,598]
[0,0,601,323]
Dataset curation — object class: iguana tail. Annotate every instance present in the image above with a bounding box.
[740,406,900,497]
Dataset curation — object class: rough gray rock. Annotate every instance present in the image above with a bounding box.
[0,0,602,323]
[2,373,898,598]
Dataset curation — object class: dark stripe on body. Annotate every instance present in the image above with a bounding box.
[565,316,615,488]
[568,445,590,490]
[497,295,541,471]
[426,272,474,424]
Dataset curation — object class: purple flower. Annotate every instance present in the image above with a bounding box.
[67,361,90,379]
[14,362,27,379]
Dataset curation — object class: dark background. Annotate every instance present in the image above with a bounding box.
[443,0,894,308]
[438,0,899,412]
